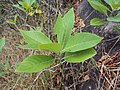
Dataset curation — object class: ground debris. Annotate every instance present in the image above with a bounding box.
[97,50,120,90]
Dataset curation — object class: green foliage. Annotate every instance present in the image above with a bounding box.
[62,8,75,48]
[13,0,42,16]
[88,0,120,27]
[62,32,102,52]
[18,44,40,50]
[16,55,54,72]
[54,15,64,45]
[90,18,106,26]
[0,38,5,53]
[113,26,120,33]
[19,43,62,53]
[65,48,96,63]
[104,0,120,10]
[13,0,35,12]
[38,43,62,53]
[54,8,75,48]
[20,30,52,44]
[88,0,110,15]
[16,8,102,72]
[107,13,120,22]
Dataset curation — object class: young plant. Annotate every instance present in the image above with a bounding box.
[16,8,103,73]
[88,0,120,27]
[13,0,42,16]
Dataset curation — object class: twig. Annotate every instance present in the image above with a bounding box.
[103,74,114,89]
[103,35,120,42]
[84,10,95,22]
[108,37,120,54]
[12,74,22,90]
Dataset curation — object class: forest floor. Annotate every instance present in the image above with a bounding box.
[0,0,120,90]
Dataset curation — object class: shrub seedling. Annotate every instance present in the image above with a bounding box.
[16,8,103,73]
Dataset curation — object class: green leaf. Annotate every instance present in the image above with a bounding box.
[22,1,30,11]
[107,13,120,22]
[62,32,102,52]
[36,9,42,14]
[112,4,120,10]
[16,55,54,72]
[18,44,40,50]
[54,15,64,45]
[62,8,75,48]
[104,0,114,6]
[0,38,5,52]
[65,48,96,63]
[20,30,52,44]
[39,43,62,53]
[19,43,62,52]
[90,18,106,26]
[104,0,120,10]
[88,0,110,15]
[113,26,120,33]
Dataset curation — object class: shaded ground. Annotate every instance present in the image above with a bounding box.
[0,0,120,90]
